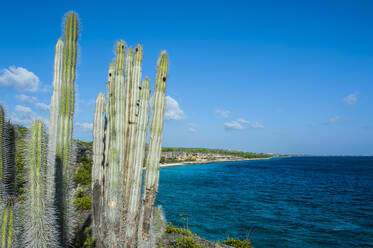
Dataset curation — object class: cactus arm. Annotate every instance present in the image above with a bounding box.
[23,120,58,248]
[92,93,105,243]
[104,41,125,247]
[6,207,12,248]
[47,38,64,202]
[0,105,4,187]
[125,77,150,246]
[121,45,143,244]
[2,122,16,198]
[55,11,78,245]
[141,51,168,243]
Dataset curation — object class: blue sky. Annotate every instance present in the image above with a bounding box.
[0,0,372,155]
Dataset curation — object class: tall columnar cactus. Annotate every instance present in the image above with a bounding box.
[55,11,79,245]
[2,122,16,199]
[0,120,17,248]
[92,93,105,245]
[0,205,14,248]
[121,45,143,244]
[92,43,168,247]
[47,38,64,202]
[0,105,4,188]
[125,77,150,246]
[141,51,168,244]
[104,41,125,247]
[23,120,58,248]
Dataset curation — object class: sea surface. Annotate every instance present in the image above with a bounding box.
[156,156,373,248]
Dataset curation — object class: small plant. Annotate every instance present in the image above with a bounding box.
[174,235,202,248]
[165,222,194,236]
[73,187,91,211]
[222,238,254,248]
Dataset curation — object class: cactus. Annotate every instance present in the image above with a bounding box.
[104,41,126,247]
[23,120,58,248]
[55,11,79,245]
[0,105,4,189]
[1,122,16,199]
[0,109,18,248]
[0,205,14,248]
[120,45,143,244]
[91,93,105,245]
[125,77,150,246]
[140,51,168,245]
[92,45,168,247]
[47,38,64,203]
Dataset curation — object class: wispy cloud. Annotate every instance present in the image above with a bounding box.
[224,120,244,130]
[238,118,264,128]
[187,127,197,133]
[225,118,264,130]
[325,116,340,125]
[0,66,41,92]
[11,105,47,126]
[343,93,358,105]
[165,96,184,120]
[35,102,50,111]
[76,122,93,132]
[16,94,37,103]
[216,109,231,118]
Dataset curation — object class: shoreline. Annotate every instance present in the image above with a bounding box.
[160,156,274,168]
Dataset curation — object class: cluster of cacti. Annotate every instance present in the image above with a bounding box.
[91,41,168,247]
[0,11,79,248]
[0,9,169,248]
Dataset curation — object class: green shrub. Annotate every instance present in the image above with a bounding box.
[73,187,91,210]
[174,235,202,248]
[222,238,254,248]
[165,223,194,236]
[74,161,92,186]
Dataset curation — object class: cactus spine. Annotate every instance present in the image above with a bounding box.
[92,93,105,245]
[55,12,78,245]
[24,120,58,248]
[141,51,168,244]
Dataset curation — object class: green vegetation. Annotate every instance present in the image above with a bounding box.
[174,235,203,248]
[73,187,91,211]
[165,223,194,236]
[222,238,254,248]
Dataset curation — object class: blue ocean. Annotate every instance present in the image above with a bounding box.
[156,157,373,248]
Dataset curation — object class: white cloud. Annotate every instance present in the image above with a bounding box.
[16,94,37,103]
[225,118,264,130]
[216,109,230,118]
[11,105,47,126]
[325,116,339,125]
[237,118,264,128]
[248,122,264,128]
[343,93,358,105]
[224,121,244,130]
[165,96,184,120]
[35,102,50,111]
[187,127,197,133]
[237,118,250,124]
[0,66,41,92]
[76,122,93,132]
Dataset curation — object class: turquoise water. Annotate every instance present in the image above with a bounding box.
[156,157,373,248]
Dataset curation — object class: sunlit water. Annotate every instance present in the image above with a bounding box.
[156,157,373,248]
